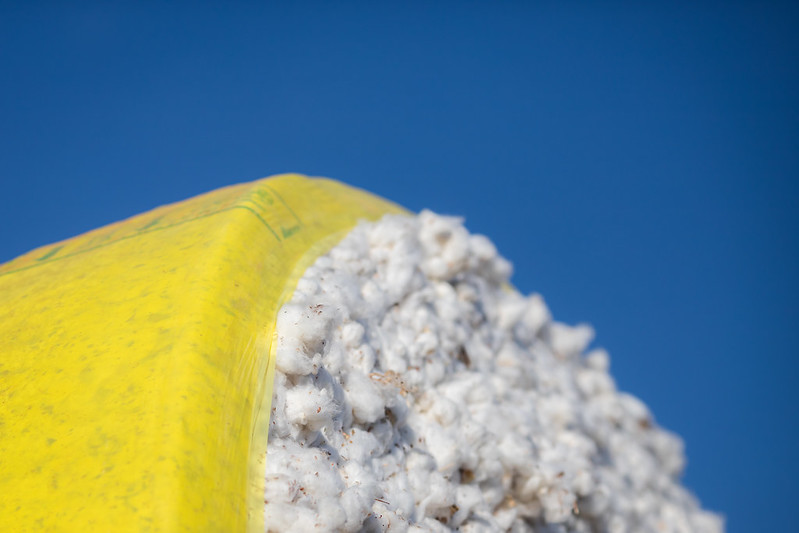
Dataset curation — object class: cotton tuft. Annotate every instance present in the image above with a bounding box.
[264,211,723,532]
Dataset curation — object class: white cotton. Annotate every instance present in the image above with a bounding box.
[283,381,340,431]
[264,212,723,532]
[548,322,595,360]
[344,370,386,425]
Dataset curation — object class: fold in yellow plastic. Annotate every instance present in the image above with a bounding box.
[0,174,406,532]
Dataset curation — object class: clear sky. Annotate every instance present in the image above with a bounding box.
[1,2,797,531]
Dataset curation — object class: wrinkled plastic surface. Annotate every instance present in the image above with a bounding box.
[0,174,406,532]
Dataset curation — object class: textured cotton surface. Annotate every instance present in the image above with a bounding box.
[264,211,723,532]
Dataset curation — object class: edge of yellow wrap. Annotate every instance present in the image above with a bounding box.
[0,174,407,532]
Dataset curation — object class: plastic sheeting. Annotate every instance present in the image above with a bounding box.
[0,174,405,532]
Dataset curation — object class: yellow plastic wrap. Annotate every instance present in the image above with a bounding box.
[0,174,406,532]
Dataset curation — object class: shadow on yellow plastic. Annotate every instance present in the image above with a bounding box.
[0,175,406,532]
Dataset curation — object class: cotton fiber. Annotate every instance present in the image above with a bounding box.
[264,211,723,532]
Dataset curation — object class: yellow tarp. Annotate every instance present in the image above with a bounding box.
[0,174,405,532]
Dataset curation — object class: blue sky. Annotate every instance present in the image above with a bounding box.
[1,2,797,530]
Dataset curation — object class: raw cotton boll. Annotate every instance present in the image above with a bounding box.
[348,342,377,374]
[359,415,399,453]
[366,507,413,533]
[268,373,292,439]
[264,442,346,532]
[579,483,611,516]
[466,233,514,284]
[316,498,348,531]
[360,278,388,318]
[427,393,460,427]
[455,280,479,304]
[430,281,461,324]
[283,380,340,432]
[487,254,513,284]
[413,328,439,358]
[494,341,534,386]
[416,469,457,520]
[617,392,653,433]
[320,341,346,376]
[584,348,610,372]
[343,370,386,424]
[414,421,462,475]
[292,277,319,298]
[462,338,495,374]
[275,304,319,376]
[571,465,595,497]
[468,233,498,263]
[421,352,448,387]
[418,210,471,281]
[648,428,687,476]
[343,428,383,465]
[329,228,369,265]
[273,342,321,376]
[263,502,319,533]
[496,293,529,331]
[548,322,595,359]
[539,486,577,523]
[519,293,551,340]
[497,432,537,475]
[368,215,425,303]
[339,321,365,349]
[339,486,375,531]
[264,211,723,533]
[276,300,336,355]
[538,395,577,430]
[692,511,726,533]
[381,468,417,519]
[575,368,612,399]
